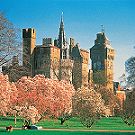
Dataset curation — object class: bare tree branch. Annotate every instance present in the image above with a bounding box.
[0,12,21,68]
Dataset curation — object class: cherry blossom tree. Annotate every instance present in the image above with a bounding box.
[0,73,75,124]
[73,87,105,128]
[95,86,118,115]
[92,71,118,115]
[0,73,17,116]
[14,75,75,124]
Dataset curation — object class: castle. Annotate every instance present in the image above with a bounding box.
[2,14,115,90]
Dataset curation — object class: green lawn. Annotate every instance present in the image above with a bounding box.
[0,116,135,131]
[37,117,135,130]
[0,130,135,135]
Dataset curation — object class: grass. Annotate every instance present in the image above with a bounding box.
[0,130,135,135]
[0,117,135,135]
[0,116,135,131]
[0,116,23,128]
[93,117,135,130]
[37,117,135,130]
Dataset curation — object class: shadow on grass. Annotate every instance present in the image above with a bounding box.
[0,129,6,132]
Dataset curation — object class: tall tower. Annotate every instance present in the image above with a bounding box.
[90,32,115,90]
[57,13,68,59]
[69,38,75,58]
[22,28,36,76]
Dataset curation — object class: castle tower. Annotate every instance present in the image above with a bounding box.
[69,38,75,58]
[22,28,36,76]
[57,13,68,59]
[33,45,60,80]
[43,38,53,46]
[90,31,115,90]
[72,44,89,89]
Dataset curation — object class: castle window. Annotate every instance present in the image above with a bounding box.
[54,57,58,64]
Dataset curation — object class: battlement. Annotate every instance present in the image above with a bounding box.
[23,28,36,38]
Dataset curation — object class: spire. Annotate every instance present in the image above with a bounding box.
[60,12,64,29]
[58,12,66,49]
[101,24,105,33]
[57,13,68,59]
[61,12,64,23]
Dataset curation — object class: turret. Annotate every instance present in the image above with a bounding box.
[22,28,36,76]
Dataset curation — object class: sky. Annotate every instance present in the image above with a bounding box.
[0,0,135,81]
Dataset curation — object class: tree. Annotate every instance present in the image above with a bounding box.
[122,89,135,126]
[0,73,19,126]
[95,86,118,115]
[73,87,105,128]
[0,73,17,116]
[91,71,118,115]
[122,56,135,126]
[2,55,29,82]
[0,12,20,68]
[0,12,26,83]
[125,56,135,88]
[13,75,75,124]
[120,54,135,126]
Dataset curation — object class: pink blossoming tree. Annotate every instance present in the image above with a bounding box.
[0,73,17,116]
[14,75,75,124]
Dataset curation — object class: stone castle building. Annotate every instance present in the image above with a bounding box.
[21,14,90,89]
[2,14,115,90]
[90,32,115,90]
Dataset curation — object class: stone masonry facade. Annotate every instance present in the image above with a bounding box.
[2,14,115,90]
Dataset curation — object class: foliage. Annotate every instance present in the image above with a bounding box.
[0,73,17,116]
[122,90,135,126]
[13,74,75,123]
[92,71,118,115]
[73,87,105,128]
[125,57,135,87]
[124,56,135,126]
[95,87,118,114]
[0,73,75,124]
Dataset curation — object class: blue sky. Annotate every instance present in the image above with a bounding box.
[1,0,135,81]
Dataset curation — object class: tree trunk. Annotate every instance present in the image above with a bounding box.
[60,119,65,125]
[14,114,16,127]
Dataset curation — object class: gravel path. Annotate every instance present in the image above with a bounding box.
[1,127,135,132]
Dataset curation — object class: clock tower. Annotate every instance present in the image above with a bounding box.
[90,32,115,90]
